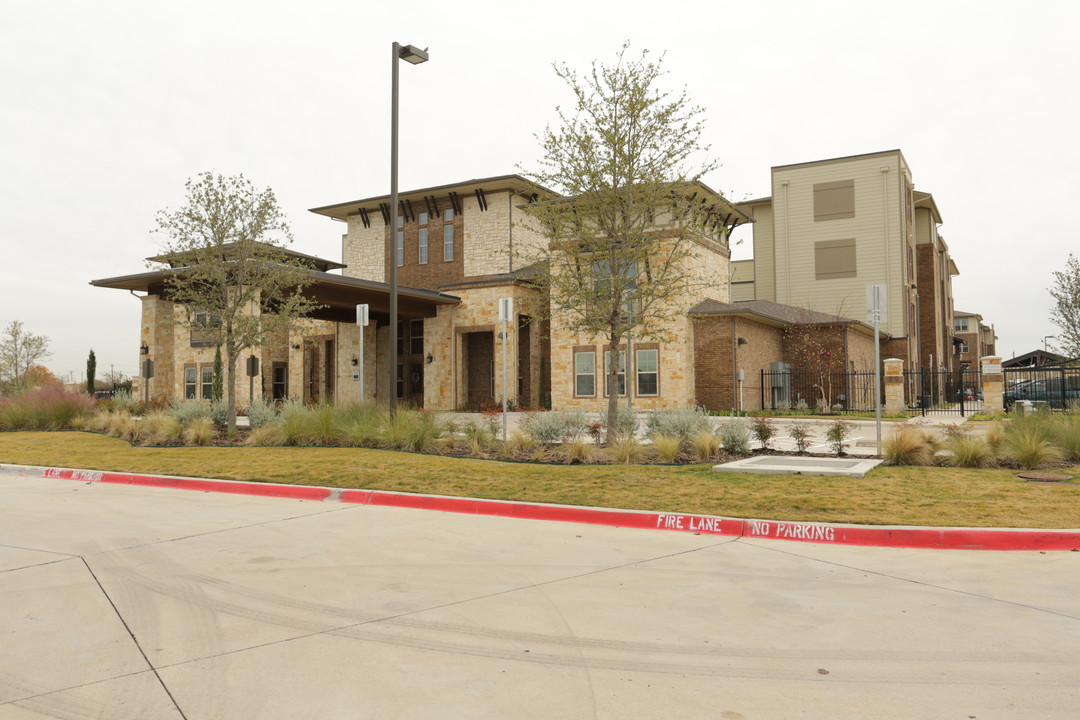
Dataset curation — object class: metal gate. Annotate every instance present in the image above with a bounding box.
[1002,360,1080,412]
[906,367,982,416]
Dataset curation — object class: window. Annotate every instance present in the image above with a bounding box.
[190,310,220,347]
[200,365,213,400]
[958,340,970,354]
[184,366,197,399]
[418,227,428,264]
[443,209,455,261]
[814,239,856,280]
[410,320,424,356]
[603,349,627,396]
[396,231,404,267]
[396,364,404,398]
[418,211,428,225]
[574,350,595,397]
[954,317,969,332]
[813,179,855,221]
[396,321,405,356]
[272,363,288,400]
[636,348,659,396]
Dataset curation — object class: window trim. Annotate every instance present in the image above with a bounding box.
[396,230,404,267]
[200,364,214,401]
[602,348,628,398]
[418,227,428,264]
[573,348,596,397]
[443,221,454,262]
[271,362,288,400]
[184,364,197,400]
[635,347,660,397]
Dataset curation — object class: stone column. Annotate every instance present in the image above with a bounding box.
[981,355,1003,415]
[884,358,905,414]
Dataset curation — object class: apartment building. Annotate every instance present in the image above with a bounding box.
[953,310,997,370]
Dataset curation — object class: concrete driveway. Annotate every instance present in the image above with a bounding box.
[2,476,1078,719]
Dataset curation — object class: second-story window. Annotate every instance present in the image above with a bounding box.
[419,228,428,264]
[396,230,404,267]
[443,208,455,261]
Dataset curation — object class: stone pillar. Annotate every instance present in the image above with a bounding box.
[981,355,1003,415]
[884,358,905,414]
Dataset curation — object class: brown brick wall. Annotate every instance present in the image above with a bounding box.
[387,207,465,289]
[693,315,784,412]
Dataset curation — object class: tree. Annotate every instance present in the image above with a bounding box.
[1049,253,1080,357]
[520,44,725,430]
[0,321,51,394]
[23,365,61,389]
[212,345,224,401]
[86,349,97,395]
[153,172,320,432]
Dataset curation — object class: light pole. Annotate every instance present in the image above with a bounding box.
[388,42,428,416]
[1043,335,1056,353]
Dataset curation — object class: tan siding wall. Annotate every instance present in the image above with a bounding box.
[771,154,907,336]
[750,204,775,301]
[729,259,755,302]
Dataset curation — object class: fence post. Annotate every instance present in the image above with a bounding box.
[981,356,1003,415]
[884,358,905,414]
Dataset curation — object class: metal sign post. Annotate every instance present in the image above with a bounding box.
[357,304,369,404]
[499,297,513,441]
[866,284,886,454]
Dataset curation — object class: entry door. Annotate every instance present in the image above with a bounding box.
[409,363,424,408]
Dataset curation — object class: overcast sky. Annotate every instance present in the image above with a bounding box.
[2,0,1077,382]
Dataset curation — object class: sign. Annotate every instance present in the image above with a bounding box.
[141,358,155,379]
[498,297,514,323]
[245,356,260,377]
[356,304,369,327]
[866,283,888,324]
[352,369,360,381]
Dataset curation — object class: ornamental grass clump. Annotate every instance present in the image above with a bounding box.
[383,409,445,453]
[883,424,935,466]
[608,433,646,465]
[691,430,720,462]
[651,433,683,464]
[0,387,96,431]
[561,437,595,464]
[943,430,995,468]
[1004,414,1061,470]
[183,417,213,447]
[1050,415,1080,463]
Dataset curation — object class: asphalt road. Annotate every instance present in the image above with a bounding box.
[1,475,1078,719]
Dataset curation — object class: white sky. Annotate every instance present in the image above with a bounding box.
[2,0,1077,382]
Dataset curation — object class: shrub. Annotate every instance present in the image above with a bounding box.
[244,398,278,430]
[883,425,935,466]
[149,415,185,445]
[171,400,212,426]
[507,429,537,455]
[461,419,497,455]
[749,416,776,451]
[788,421,812,454]
[522,410,587,444]
[110,389,142,415]
[384,409,444,452]
[184,417,214,446]
[944,432,995,468]
[691,430,720,462]
[645,407,711,441]
[601,405,639,438]
[719,417,750,454]
[825,419,857,456]
[209,401,229,429]
[1051,415,1080,463]
[795,398,809,412]
[608,434,646,465]
[652,433,683,463]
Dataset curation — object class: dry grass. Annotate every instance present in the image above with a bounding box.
[2,431,1079,529]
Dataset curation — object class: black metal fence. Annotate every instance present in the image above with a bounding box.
[1002,361,1080,412]
[760,369,879,413]
[905,368,982,416]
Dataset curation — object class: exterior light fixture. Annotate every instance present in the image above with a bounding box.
[426,353,433,364]
[737,338,748,346]
[139,345,149,355]
[388,40,429,416]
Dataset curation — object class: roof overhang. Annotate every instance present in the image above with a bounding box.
[90,269,460,324]
[309,174,559,222]
[913,190,944,224]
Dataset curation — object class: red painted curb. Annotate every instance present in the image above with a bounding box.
[9,464,1080,551]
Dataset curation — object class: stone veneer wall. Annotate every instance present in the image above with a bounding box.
[342,215,386,282]
[549,234,730,412]
[423,283,540,410]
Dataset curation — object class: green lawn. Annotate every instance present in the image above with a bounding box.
[2,431,1078,529]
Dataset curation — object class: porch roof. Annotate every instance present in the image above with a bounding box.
[689,298,887,337]
[90,268,460,324]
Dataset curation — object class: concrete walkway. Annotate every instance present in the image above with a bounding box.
[2,475,1078,719]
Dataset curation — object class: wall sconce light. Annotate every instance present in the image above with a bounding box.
[350,358,358,367]
[425,354,433,364]
[737,338,748,346]
[290,343,301,350]
[139,345,149,355]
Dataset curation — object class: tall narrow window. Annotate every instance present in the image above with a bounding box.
[574,350,595,397]
[200,365,213,400]
[272,363,288,400]
[184,366,197,399]
[636,348,659,396]
[418,227,428,264]
[603,350,627,397]
[443,208,455,261]
[396,231,404,267]
[410,320,424,356]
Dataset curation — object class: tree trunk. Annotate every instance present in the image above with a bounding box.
[226,339,237,434]
[604,330,622,446]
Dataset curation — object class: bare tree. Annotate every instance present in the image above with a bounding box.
[520,44,729,429]
[0,321,51,393]
[153,172,320,431]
